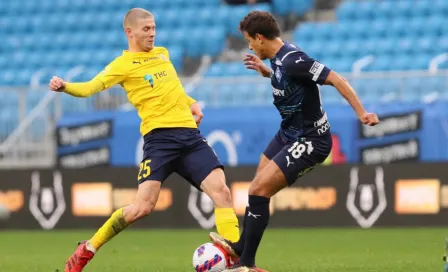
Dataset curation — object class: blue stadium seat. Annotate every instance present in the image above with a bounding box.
[416,37,438,55]
[227,4,272,37]
[204,63,225,77]
[410,0,432,17]
[424,16,445,37]
[200,27,226,57]
[164,9,182,28]
[167,46,184,70]
[367,57,390,72]
[404,17,426,39]
[182,9,198,27]
[394,1,412,18]
[375,1,395,20]
[370,19,388,38]
[414,54,431,71]
[393,54,412,71]
[355,1,376,20]
[16,69,33,86]
[336,1,357,21]
[0,108,18,138]
[343,39,363,59]
[386,19,408,38]
[332,21,351,40]
[273,0,292,16]
[291,0,314,17]
[321,85,342,105]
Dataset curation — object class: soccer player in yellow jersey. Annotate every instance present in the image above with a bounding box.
[49,8,240,272]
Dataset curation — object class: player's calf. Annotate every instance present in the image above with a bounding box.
[200,168,232,208]
[201,168,240,243]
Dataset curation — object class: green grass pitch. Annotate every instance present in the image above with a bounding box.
[0,228,444,271]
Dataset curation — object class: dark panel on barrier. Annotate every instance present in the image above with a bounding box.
[57,119,113,147]
[1,163,448,230]
[358,111,422,139]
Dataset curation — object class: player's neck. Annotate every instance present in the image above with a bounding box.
[128,43,151,53]
[266,38,284,59]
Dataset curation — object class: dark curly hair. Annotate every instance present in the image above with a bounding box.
[239,11,281,40]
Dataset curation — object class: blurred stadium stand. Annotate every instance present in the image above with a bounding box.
[0,0,446,167]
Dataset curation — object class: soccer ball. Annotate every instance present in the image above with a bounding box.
[192,242,228,272]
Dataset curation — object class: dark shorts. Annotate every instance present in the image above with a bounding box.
[263,131,332,185]
[138,128,223,190]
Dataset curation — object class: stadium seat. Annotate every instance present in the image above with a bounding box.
[227,4,272,37]
[336,1,357,21]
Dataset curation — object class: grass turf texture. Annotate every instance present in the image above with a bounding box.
[0,228,443,272]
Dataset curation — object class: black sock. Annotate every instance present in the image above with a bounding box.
[232,206,248,256]
[239,195,270,267]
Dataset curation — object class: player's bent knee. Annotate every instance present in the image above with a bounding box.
[201,168,232,208]
[248,179,269,197]
[211,184,232,208]
[134,200,156,219]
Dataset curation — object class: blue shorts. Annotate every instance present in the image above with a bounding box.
[138,128,223,190]
[263,131,332,185]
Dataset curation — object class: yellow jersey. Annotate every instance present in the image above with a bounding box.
[65,46,197,136]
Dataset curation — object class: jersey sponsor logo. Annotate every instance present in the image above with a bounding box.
[272,87,285,96]
[317,122,330,135]
[346,167,387,228]
[135,54,168,64]
[144,74,154,87]
[309,61,324,82]
[314,113,328,127]
[154,70,168,80]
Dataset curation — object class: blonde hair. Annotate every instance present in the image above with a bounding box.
[123,8,154,29]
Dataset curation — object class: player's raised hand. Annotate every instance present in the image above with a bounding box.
[243,54,271,78]
[360,112,379,126]
[190,102,204,126]
[49,76,66,92]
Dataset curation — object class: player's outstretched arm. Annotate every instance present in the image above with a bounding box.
[324,71,379,126]
[49,76,105,98]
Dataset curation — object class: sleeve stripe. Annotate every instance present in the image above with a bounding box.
[280,50,299,62]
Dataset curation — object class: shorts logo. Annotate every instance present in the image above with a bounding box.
[346,167,387,228]
[144,74,154,88]
[286,155,294,167]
